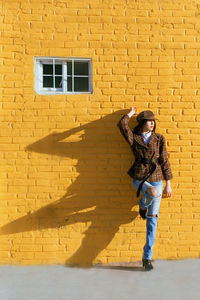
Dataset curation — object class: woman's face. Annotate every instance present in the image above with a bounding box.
[143,120,155,133]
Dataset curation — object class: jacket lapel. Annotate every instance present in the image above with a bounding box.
[134,132,158,148]
[134,134,148,148]
[147,132,158,147]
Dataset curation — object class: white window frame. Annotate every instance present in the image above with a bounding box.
[34,57,93,95]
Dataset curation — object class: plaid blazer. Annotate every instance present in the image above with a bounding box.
[117,115,173,182]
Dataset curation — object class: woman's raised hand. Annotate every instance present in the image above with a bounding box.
[131,106,137,114]
[127,106,137,118]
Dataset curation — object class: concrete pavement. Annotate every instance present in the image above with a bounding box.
[0,259,199,300]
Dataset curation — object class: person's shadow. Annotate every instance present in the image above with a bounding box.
[0,110,139,267]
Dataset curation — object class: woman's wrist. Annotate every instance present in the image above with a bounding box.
[127,110,135,118]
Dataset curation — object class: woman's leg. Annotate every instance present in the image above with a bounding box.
[143,181,163,260]
[132,180,158,210]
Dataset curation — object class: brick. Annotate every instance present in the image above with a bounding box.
[150,76,175,83]
[136,69,158,76]
[158,69,176,76]
[162,42,184,49]
[134,96,157,103]
[136,17,160,24]
[139,55,159,61]
[174,89,196,95]
[88,16,112,23]
[175,49,197,56]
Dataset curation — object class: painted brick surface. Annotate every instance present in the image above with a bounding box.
[0,0,200,265]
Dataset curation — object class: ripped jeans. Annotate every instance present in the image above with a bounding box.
[132,179,163,260]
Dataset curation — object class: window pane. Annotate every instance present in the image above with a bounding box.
[36,58,92,94]
[43,64,53,75]
[55,64,62,75]
[74,77,89,92]
[67,76,72,91]
[43,76,53,88]
[74,62,88,75]
[67,62,72,75]
[55,76,63,88]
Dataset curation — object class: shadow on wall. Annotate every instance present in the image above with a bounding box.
[0,110,139,266]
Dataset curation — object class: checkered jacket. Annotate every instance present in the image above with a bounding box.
[117,115,173,182]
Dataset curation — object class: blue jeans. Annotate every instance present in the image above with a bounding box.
[132,179,163,260]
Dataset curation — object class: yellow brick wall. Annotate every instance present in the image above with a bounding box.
[0,0,200,265]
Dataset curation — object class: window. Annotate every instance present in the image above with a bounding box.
[34,57,92,95]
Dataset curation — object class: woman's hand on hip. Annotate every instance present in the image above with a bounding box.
[163,180,172,197]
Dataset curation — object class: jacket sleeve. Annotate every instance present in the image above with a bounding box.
[158,135,173,180]
[117,115,134,146]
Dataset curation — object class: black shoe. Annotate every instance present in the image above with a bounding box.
[142,259,153,271]
[139,207,147,220]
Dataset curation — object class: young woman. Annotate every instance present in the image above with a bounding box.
[117,107,173,271]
